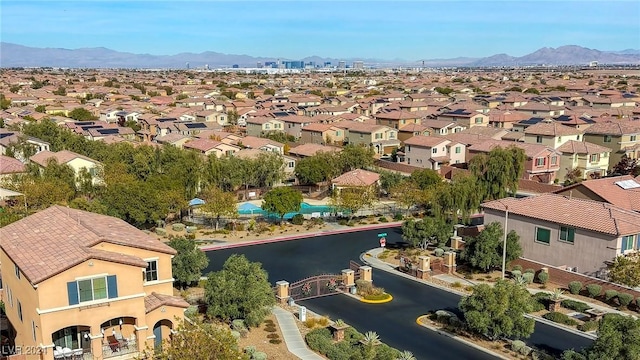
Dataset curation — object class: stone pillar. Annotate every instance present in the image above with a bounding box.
[359,266,372,282]
[416,256,431,280]
[450,236,465,250]
[443,251,457,274]
[341,269,355,287]
[549,299,561,312]
[275,280,290,305]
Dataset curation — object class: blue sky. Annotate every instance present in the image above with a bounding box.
[2,1,639,60]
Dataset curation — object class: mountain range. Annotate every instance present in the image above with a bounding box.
[1,43,639,69]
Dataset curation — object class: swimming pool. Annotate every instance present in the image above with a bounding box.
[237,202,336,219]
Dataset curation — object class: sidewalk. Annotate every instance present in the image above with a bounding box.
[272,307,325,360]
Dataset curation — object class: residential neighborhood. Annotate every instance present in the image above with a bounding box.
[1,65,640,360]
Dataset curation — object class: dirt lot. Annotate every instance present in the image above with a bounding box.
[237,313,300,360]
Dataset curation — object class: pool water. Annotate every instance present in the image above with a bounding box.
[237,202,336,219]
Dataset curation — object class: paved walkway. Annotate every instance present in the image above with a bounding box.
[272,306,325,360]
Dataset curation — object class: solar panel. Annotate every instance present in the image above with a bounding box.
[98,128,120,135]
[615,180,640,190]
[185,123,207,129]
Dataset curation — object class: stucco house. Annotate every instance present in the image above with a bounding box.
[556,140,612,181]
[403,135,466,170]
[30,150,103,186]
[299,123,345,145]
[0,206,189,360]
[482,194,640,276]
[582,121,640,168]
[245,117,285,137]
[552,175,640,213]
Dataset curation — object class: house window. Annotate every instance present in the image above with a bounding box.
[455,147,461,154]
[264,124,270,130]
[375,133,382,140]
[559,226,575,244]
[406,145,411,151]
[475,117,483,124]
[536,135,543,143]
[17,300,22,322]
[621,235,635,253]
[558,136,562,142]
[590,154,600,163]
[67,275,118,305]
[535,227,551,245]
[432,148,437,154]
[288,161,295,168]
[551,156,558,165]
[603,152,608,158]
[631,135,637,142]
[15,264,20,279]
[604,135,612,143]
[144,260,158,282]
[535,157,546,167]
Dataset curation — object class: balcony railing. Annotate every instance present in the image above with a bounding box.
[102,338,137,358]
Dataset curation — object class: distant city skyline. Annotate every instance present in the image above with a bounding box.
[2,1,639,61]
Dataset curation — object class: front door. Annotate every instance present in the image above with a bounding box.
[153,323,162,349]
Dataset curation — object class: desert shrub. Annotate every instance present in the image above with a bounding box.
[252,352,268,360]
[232,319,246,331]
[618,293,634,307]
[586,284,602,298]
[531,292,550,312]
[268,339,282,344]
[578,320,599,332]
[291,214,304,225]
[338,219,348,226]
[364,293,390,301]
[519,346,533,356]
[511,340,526,353]
[186,225,198,233]
[524,268,535,274]
[542,312,578,326]
[512,264,523,272]
[561,299,591,313]
[244,346,256,356]
[230,330,241,340]
[317,317,329,326]
[568,281,583,295]
[537,272,549,285]
[172,223,185,232]
[355,279,374,296]
[393,213,404,221]
[451,281,462,288]
[266,333,279,339]
[305,328,333,354]
[511,270,522,278]
[434,248,445,257]
[435,310,454,324]
[637,297,640,309]
[522,272,535,284]
[304,317,317,328]
[379,217,389,223]
[155,228,167,236]
[604,290,618,302]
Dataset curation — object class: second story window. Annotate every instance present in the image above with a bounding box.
[474,117,483,124]
[17,300,23,322]
[535,157,545,167]
[631,135,637,142]
[67,275,118,306]
[536,135,543,143]
[145,260,158,282]
[551,156,558,165]
[604,135,612,143]
[455,147,461,154]
[559,226,575,244]
[15,264,20,279]
[432,148,437,154]
[590,154,600,163]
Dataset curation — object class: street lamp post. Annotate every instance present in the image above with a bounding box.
[501,205,509,279]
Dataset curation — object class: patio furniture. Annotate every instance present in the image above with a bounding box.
[72,348,83,360]
[114,332,129,349]
[53,348,65,360]
[62,347,73,359]
[106,336,120,352]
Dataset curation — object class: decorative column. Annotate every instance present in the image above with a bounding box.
[443,251,457,274]
[341,269,355,287]
[275,280,290,305]
[416,256,431,280]
[359,266,372,282]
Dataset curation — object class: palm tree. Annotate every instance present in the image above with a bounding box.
[396,351,417,360]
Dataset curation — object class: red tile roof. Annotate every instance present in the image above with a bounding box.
[288,143,342,157]
[145,292,190,313]
[553,175,640,212]
[481,194,640,236]
[556,140,611,154]
[332,169,380,187]
[0,155,26,175]
[524,122,582,136]
[0,205,176,285]
[30,150,99,167]
[404,135,449,148]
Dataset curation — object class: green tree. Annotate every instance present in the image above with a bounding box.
[459,280,535,340]
[35,105,47,113]
[330,185,377,221]
[434,87,453,95]
[53,86,67,96]
[168,237,210,289]
[152,317,247,360]
[68,107,98,121]
[264,88,276,96]
[378,170,405,193]
[0,94,11,110]
[409,169,442,190]
[200,186,236,230]
[460,222,522,272]
[607,255,640,288]
[401,217,452,249]
[390,180,426,213]
[563,314,640,360]
[294,151,340,185]
[468,146,526,200]
[339,144,374,172]
[433,174,484,223]
[41,158,77,192]
[205,254,275,327]
[261,187,303,223]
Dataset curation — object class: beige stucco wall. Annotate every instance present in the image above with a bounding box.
[483,209,618,276]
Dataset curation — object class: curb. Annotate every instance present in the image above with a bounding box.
[524,314,597,340]
[359,294,393,304]
[200,222,402,251]
[415,315,511,360]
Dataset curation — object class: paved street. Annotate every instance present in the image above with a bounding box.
[204,227,593,359]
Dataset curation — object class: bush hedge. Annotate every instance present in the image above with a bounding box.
[578,320,599,332]
[604,290,618,302]
[291,214,305,225]
[305,327,402,360]
[586,284,602,298]
[542,312,578,326]
[537,271,549,284]
[618,293,634,307]
[561,299,591,313]
[568,281,583,295]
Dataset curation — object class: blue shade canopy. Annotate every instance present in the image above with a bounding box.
[188,198,206,206]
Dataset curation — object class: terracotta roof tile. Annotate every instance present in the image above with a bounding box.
[524,122,582,136]
[288,143,341,157]
[0,155,26,175]
[332,169,380,187]
[553,175,640,212]
[481,194,640,236]
[0,206,176,284]
[404,135,449,148]
[556,140,611,154]
[145,292,190,313]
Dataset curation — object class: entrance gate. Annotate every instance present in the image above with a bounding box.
[289,274,345,301]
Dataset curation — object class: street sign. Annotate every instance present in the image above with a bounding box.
[377,233,387,237]
[379,237,386,247]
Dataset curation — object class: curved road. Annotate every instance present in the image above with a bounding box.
[204,227,592,360]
